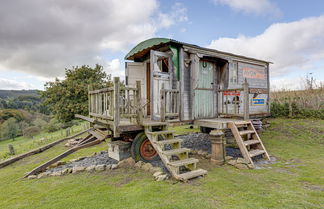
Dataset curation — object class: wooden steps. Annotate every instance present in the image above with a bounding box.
[239,130,255,135]
[144,122,207,181]
[162,148,190,156]
[177,169,208,181]
[168,158,199,167]
[243,139,260,146]
[155,138,183,146]
[249,149,266,158]
[228,120,270,168]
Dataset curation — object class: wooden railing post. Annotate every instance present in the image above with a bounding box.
[136,80,143,124]
[88,85,91,115]
[243,79,250,120]
[113,77,120,137]
[160,83,166,122]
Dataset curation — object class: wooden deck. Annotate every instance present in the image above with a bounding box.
[194,118,247,129]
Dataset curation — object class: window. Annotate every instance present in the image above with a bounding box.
[157,57,169,73]
[229,62,238,84]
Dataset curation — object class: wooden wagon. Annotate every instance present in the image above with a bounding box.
[77,38,272,181]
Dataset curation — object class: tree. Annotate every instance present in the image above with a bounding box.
[1,118,19,140]
[23,126,41,138]
[33,118,47,129]
[42,64,111,122]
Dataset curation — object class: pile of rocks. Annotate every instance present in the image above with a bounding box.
[225,156,254,169]
[132,160,168,181]
[64,138,82,147]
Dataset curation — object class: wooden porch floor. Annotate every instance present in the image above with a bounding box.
[194,118,246,129]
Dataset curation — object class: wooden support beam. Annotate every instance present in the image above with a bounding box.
[136,80,143,124]
[243,79,250,120]
[24,138,104,178]
[113,77,120,137]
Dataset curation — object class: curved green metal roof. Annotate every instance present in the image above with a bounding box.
[124,38,171,60]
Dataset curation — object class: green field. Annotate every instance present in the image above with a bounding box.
[0,118,323,209]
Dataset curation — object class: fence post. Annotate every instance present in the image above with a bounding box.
[243,79,250,120]
[8,144,15,155]
[113,77,120,137]
[136,81,143,124]
[88,85,91,115]
[160,83,166,122]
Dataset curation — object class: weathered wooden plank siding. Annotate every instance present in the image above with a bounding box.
[224,60,269,115]
[182,51,192,120]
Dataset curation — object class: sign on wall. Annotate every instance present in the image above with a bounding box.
[251,98,265,105]
[243,67,266,80]
[223,90,240,96]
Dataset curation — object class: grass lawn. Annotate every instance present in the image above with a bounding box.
[0,118,323,209]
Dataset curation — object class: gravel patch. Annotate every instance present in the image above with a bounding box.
[48,151,118,173]
[178,133,242,157]
[47,131,274,174]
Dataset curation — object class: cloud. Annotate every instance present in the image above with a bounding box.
[0,78,35,90]
[208,16,324,76]
[0,0,187,80]
[212,0,281,17]
[105,59,125,79]
[157,2,188,28]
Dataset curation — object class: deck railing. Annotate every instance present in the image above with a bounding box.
[160,83,180,122]
[217,80,250,120]
[88,77,143,136]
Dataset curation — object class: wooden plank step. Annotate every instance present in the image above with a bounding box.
[243,139,260,146]
[155,138,183,146]
[142,121,168,126]
[88,130,106,140]
[234,121,250,125]
[177,169,207,181]
[239,130,255,135]
[168,158,199,167]
[146,130,175,135]
[249,149,265,157]
[162,148,190,156]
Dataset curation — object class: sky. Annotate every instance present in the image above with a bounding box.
[0,0,324,90]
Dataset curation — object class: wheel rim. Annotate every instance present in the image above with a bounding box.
[139,139,157,160]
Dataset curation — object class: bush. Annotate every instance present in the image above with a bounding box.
[23,126,41,138]
[44,118,62,132]
[33,118,47,129]
[0,118,19,140]
[271,102,324,119]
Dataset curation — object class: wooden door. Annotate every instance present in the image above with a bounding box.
[150,50,172,120]
[194,60,215,119]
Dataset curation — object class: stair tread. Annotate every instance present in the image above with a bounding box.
[162,148,190,156]
[142,121,168,126]
[168,158,199,167]
[243,139,260,146]
[234,121,251,125]
[239,130,255,135]
[249,149,265,157]
[146,130,175,135]
[156,138,183,145]
[177,169,207,180]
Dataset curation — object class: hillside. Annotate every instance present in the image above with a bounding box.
[0,90,40,99]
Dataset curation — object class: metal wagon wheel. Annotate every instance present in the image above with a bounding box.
[131,132,158,162]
